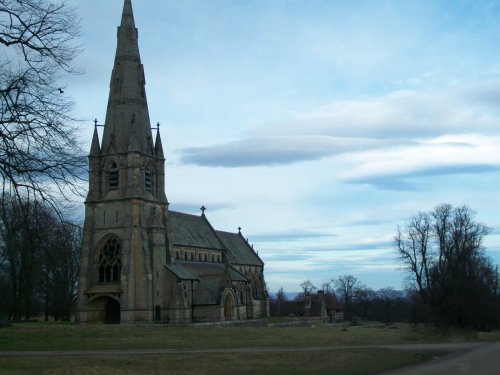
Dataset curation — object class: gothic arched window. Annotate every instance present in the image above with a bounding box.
[145,165,152,192]
[109,161,119,189]
[98,238,121,283]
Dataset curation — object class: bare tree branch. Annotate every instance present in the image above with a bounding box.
[0,0,85,211]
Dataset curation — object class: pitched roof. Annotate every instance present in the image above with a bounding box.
[164,264,199,281]
[165,261,248,305]
[216,230,263,266]
[228,265,247,282]
[167,211,225,250]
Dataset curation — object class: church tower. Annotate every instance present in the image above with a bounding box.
[78,0,168,323]
[78,0,269,325]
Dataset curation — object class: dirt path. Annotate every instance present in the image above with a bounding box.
[377,341,500,375]
[0,342,485,357]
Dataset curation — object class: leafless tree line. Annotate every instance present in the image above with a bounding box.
[0,197,81,320]
[0,1,84,322]
[277,205,499,329]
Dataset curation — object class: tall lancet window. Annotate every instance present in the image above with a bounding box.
[97,238,121,283]
[145,165,152,192]
[109,161,119,189]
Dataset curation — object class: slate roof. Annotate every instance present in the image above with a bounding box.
[172,262,227,305]
[167,211,264,267]
[167,211,225,250]
[164,264,199,281]
[228,265,247,282]
[216,230,264,266]
[165,261,248,305]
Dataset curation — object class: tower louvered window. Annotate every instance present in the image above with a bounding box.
[109,162,119,189]
[145,165,152,192]
[98,238,121,283]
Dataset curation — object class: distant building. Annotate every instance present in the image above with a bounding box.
[271,291,343,322]
[77,0,269,324]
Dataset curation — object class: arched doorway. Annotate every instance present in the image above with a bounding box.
[105,298,120,324]
[224,294,234,321]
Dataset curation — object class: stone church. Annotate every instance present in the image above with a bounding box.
[77,0,268,324]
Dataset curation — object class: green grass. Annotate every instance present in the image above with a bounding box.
[0,322,495,374]
[0,322,487,352]
[0,350,442,375]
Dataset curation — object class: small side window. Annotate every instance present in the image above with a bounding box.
[145,165,152,192]
[109,162,118,189]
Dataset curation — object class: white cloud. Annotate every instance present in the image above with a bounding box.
[340,135,500,188]
[264,82,500,139]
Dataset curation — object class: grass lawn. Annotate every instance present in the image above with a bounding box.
[0,349,441,375]
[0,322,497,374]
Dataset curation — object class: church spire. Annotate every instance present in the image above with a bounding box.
[122,0,133,19]
[154,124,165,160]
[89,124,100,156]
[116,0,139,63]
[100,0,153,156]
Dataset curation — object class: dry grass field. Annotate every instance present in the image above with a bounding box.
[0,322,498,374]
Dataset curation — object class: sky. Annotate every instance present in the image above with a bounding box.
[66,0,500,293]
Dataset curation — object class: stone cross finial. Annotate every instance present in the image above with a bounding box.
[200,206,206,215]
[94,118,98,127]
[238,226,242,233]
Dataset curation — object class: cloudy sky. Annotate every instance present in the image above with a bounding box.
[67,0,500,293]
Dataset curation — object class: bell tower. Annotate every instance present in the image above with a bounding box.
[78,0,168,323]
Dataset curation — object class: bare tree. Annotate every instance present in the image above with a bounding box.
[376,287,400,324]
[0,196,47,319]
[0,0,85,207]
[320,281,334,294]
[39,217,80,321]
[0,196,80,320]
[276,286,287,302]
[354,285,375,318]
[395,204,499,329]
[299,280,317,297]
[333,275,360,320]
[274,286,287,316]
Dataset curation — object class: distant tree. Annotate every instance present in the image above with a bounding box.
[0,197,80,320]
[276,286,287,302]
[274,286,287,316]
[299,280,317,297]
[333,275,360,321]
[395,204,499,329]
[405,287,432,326]
[0,197,45,319]
[320,281,334,294]
[0,0,85,208]
[376,287,400,324]
[353,286,375,319]
[40,221,81,321]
